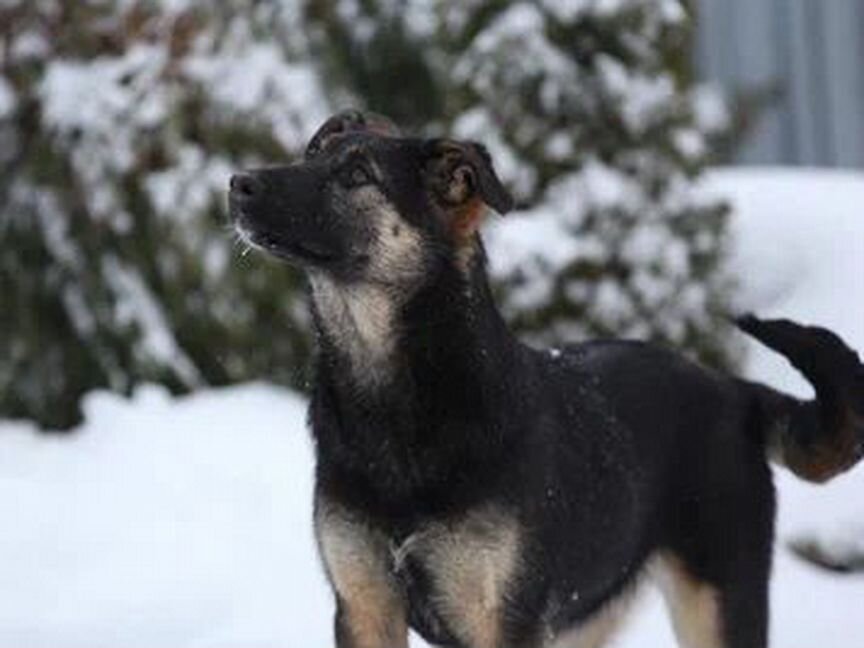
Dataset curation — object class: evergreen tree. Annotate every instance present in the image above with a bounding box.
[0,0,329,428]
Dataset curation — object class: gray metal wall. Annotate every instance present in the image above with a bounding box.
[695,0,864,167]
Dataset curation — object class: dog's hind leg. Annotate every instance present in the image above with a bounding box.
[654,553,726,648]
[654,551,770,648]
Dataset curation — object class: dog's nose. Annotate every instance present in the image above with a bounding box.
[230,173,262,199]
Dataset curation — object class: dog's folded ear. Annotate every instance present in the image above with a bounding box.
[305,110,400,160]
[423,139,514,217]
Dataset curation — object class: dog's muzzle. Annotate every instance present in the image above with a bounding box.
[228,171,353,268]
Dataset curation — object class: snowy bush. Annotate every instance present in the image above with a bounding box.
[0,0,329,428]
[1,0,734,428]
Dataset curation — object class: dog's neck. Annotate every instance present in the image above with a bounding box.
[309,250,518,396]
[308,274,399,388]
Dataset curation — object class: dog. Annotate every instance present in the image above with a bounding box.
[229,110,864,648]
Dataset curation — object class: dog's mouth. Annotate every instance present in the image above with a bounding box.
[237,223,341,265]
[228,182,365,270]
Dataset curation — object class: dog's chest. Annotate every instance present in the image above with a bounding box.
[316,497,523,648]
[394,507,523,646]
[315,387,503,516]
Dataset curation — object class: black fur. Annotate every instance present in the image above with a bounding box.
[736,315,864,482]
[229,111,864,648]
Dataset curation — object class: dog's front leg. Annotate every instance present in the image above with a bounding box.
[316,498,408,648]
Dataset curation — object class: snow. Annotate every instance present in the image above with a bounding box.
[485,159,700,302]
[103,257,202,388]
[540,0,686,22]
[595,54,676,132]
[690,85,730,133]
[183,43,329,152]
[39,44,169,167]
[1,167,863,646]
[0,385,330,648]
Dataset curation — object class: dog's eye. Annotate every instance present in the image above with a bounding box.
[340,161,373,189]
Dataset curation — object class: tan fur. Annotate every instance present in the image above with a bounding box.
[653,553,724,648]
[450,197,486,242]
[315,501,408,648]
[449,198,487,274]
[548,589,636,648]
[310,275,396,385]
[361,190,425,286]
[309,186,425,388]
[779,407,863,483]
[546,571,641,648]
[395,507,521,648]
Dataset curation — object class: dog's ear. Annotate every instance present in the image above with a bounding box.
[423,140,514,235]
[305,110,400,160]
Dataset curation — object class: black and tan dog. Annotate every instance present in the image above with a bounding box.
[229,111,864,648]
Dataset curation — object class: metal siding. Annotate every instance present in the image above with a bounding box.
[694,0,864,167]
[787,0,822,164]
[822,0,864,166]
[772,0,798,162]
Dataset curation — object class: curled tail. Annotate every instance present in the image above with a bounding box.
[736,314,864,483]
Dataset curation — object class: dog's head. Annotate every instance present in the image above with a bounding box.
[229,110,513,291]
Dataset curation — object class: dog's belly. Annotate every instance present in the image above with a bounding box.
[545,585,639,648]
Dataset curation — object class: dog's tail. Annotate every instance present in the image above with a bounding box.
[736,314,864,483]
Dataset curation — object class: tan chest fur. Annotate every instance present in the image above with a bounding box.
[316,500,522,648]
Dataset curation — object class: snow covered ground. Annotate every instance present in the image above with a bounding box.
[1,168,862,647]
